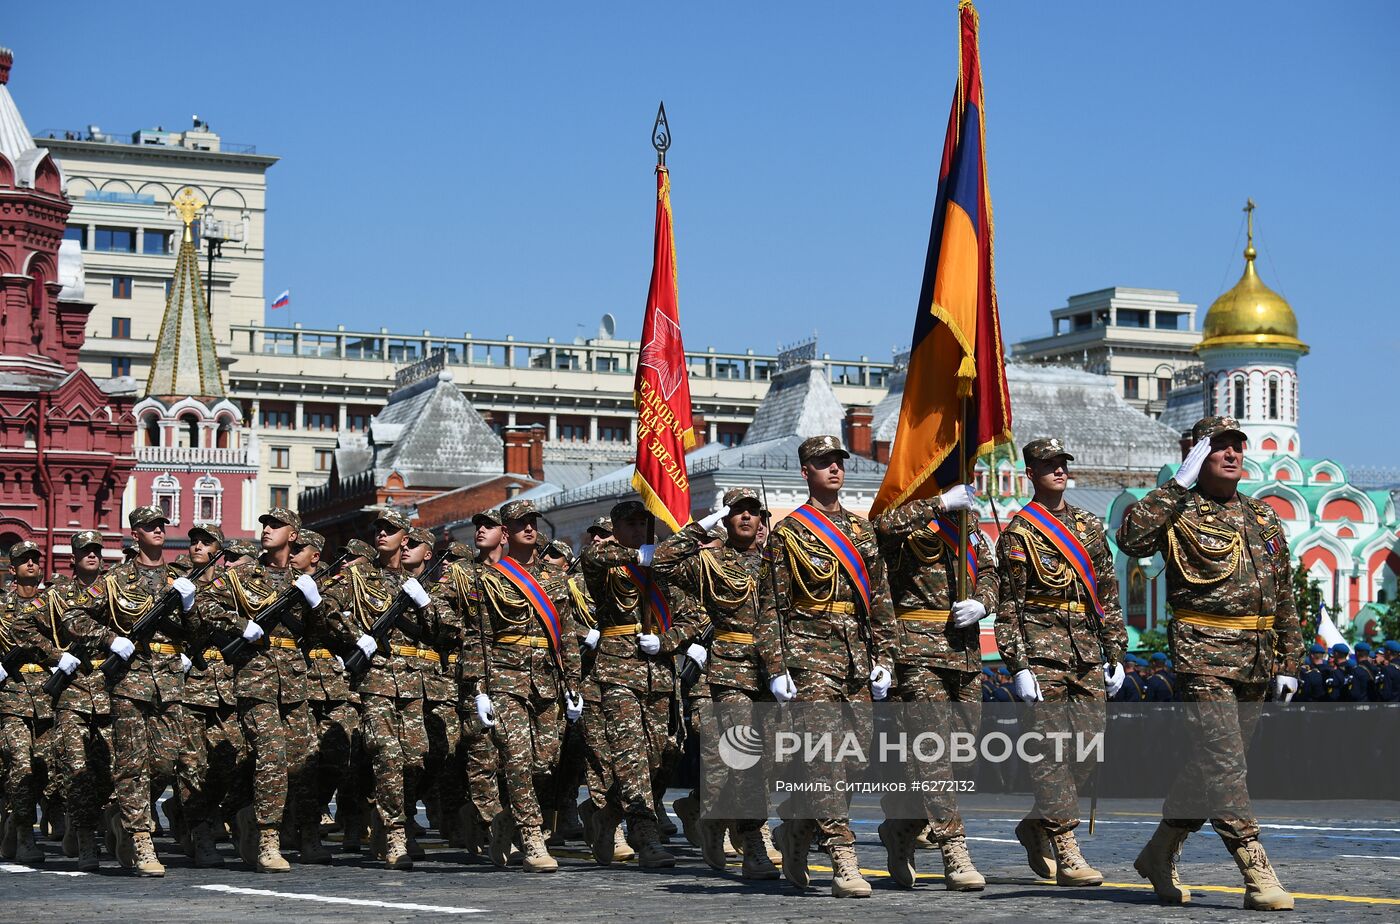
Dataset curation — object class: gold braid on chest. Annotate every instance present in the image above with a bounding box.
[1166,519,1244,585]
[782,527,838,603]
[106,573,157,633]
[0,601,16,649]
[567,578,596,629]
[698,550,755,608]
[902,528,948,568]
[480,570,530,628]
[228,570,281,618]
[1022,530,1074,590]
[349,568,395,631]
[605,567,642,611]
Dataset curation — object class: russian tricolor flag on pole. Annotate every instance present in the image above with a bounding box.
[270,290,290,310]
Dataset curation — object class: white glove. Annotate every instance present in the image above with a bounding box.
[769,672,797,702]
[475,692,497,728]
[0,663,7,684]
[241,621,265,643]
[565,692,584,722]
[697,505,731,533]
[172,576,197,612]
[685,643,708,668]
[401,577,430,608]
[1013,669,1043,702]
[636,544,656,567]
[639,633,661,656]
[583,628,600,650]
[293,573,322,608]
[1104,661,1125,697]
[180,654,193,675]
[355,634,378,659]
[109,636,136,661]
[870,665,892,701]
[940,484,977,513]
[1273,674,1299,702]
[333,655,345,670]
[56,653,81,675]
[1174,438,1212,488]
[951,598,986,628]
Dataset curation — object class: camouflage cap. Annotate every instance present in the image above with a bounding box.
[501,499,537,523]
[187,523,225,545]
[258,507,302,529]
[345,538,376,561]
[471,509,504,528]
[610,500,648,523]
[722,487,762,510]
[545,539,573,560]
[228,539,261,559]
[1192,415,1247,444]
[294,529,326,552]
[71,530,105,552]
[586,516,613,537]
[407,527,435,548]
[1022,437,1074,464]
[372,508,411,533]
[128,505,169,528]
[8,540,40,562]
[446,541,473,560]
[797,435,850,465]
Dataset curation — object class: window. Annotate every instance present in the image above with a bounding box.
[1116,309,1149,328]
[261,331,295,355]
[300,334,340,357]
[1158,376,1173,400]
[1268,378,1279,420]
[142,230,171,255]
[94,227,136,253]
[152,473,180,526]
[346,413,368,433]
[110,356,131,377]
[305,411,336,431]
[599,425,627,443]
[1155,313,1182,330]
[259,407,293,429]
[594,356,620,373]
[112,276,133,299]
[718,430,741,448]
[271,446,290,469]
[193,475,222,526]
[714,361,740,380]
[63,226,86,248]
[1233,376,1246,418]
[1123,376,1140,400]
[1071,313,1093,331]
[387,339,421,363]
[270,486,289,508]
[344,337,381,360]
[315,449,333,471]
[559,423,586,441]
[111,317,131,339]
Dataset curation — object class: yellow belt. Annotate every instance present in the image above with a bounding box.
[896,608,951,623]
[202,648,223,662]
[792,598,856,615]
[447,653,459,665]
[390,644,441,663]
[1175,609,1274,631]
[264,635,298,651]
[306,649,335,660]
[91,658,105,670]
[147,642,185,656]
[1025,596,1085,613]
[19,663,44,674]
[494,634,551,648]
[714,630,755,644]
[600,623,641,638]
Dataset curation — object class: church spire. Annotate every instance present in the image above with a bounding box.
[146,188,225,399]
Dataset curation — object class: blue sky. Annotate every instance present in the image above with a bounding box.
[10,1,1399,463]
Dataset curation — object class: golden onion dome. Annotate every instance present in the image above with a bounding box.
[1197,200,1308,354]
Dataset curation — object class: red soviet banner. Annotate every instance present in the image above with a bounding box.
[632,164,695,532]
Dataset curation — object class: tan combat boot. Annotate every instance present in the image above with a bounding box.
[589,804,622,866]
[384,826,414,871]
[235,805,257,867]
[632,818,676,869]
[878,818,919,889]
[613,824,635,862]
[1051,830,1104,886]
[519,824,559,873]
[759,821,781,865]
[914,822,936,850]
[1015,817,1057,879]
[76,826,100,872]
[672,792,701,847]
[298,819,330,865]
[256,826,291,873]
[698,816,730,871]
[740,827,780,880]
[829,843,872,898]
[489,814,516,868]
[1232,840,1294,911]
[191,822,226,868]
[130,831,165,877]
[62,813,78,858]
[776,818,818,890]
[13,823,45,865]
[940,836,986,891]
[1134,821,1191,904]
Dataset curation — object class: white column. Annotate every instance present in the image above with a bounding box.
[338,403,348,431]
[548,414,558,441]
[295,401,305,430]
[588,416,598,442]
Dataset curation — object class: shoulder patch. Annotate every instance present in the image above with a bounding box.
[1007,545,1027,562]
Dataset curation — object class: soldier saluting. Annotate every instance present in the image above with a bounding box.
[995,438,1127,888]
[1118,416,1302,911]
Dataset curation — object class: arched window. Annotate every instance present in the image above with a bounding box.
[142,413,161,448]
[152,473,180,525]
[1268,377,1279,420]
[1127,566,1147,618]
[1233,376,1246,419]
[177,413,200,449]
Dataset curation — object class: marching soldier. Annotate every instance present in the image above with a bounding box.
[470,500,583,872]
[872,482,992,890]
[757,435,897,899]
[403,526,458,850]
[195,508,321,873]
[581,499,698,870]
[1297,644,1330,702]
[1118,416,1302,911]
[0,541,55,865]
[1145,653,1176,702]
[995,438,1127,888]
[651,488,780,880]
[316,509,443,869]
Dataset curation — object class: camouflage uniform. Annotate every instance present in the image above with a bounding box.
[995,442,1126,836]
[1116,421,1303,849]
[874,494,997,842]
[0,574,56,843]
[564,570,615,815]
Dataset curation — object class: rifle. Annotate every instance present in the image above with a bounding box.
[678,621,712,688]
[343,550,451,675]
[219,551,353,661]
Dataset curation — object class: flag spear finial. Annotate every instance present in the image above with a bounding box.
[652,101,670,167]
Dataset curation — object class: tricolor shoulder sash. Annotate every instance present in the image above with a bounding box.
[1012,502,1105,620]
[623,564,672,632]
[492,558,565,655]
[788,505,873,615]
[926,515,978,584]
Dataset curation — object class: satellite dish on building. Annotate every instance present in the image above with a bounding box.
[599,313,617,339]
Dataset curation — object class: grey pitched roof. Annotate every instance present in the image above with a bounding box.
[366,370,503,487]
[1159,384,1204,437]
[147,223,225,400]
[742,360,846,445]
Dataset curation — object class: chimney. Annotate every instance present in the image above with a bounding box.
[526,424,545,481]
[844,406,874,458]
[691,412,707,449]
[872,440,892,465]
[504,427,531,475]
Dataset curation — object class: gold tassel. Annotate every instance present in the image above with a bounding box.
[956,354,976,397]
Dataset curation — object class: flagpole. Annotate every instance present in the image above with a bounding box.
[957,395,970,601]
[638,102,669,638]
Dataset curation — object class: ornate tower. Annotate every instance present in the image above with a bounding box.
[1196,200,1309,457]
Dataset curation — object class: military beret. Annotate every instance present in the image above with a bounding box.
[1385,640,1400,654]
[345,539,376,561]
[8,540,41,563]
[71,530,104,552]
[501,500,537,522]
[1191,415,1247,445]
[128,505,169,529]
[797,434,850,465]
[1150,651,1168,663]
[1330,643,1350,656]
[372,508,411,533]
[1164,659,1173,669]
[188,524,225,545]
[258,507,302,529]
[1354,641,1371,654]
[996,667,1009,676]
[586,516,613,536]
[472,509,504,528]
[982,667,994,677]
[610,500,648,523]
[295,529,326,552]
[1309,642,1326,654]
[408,527,435,546]
[1022,437,1074,464]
